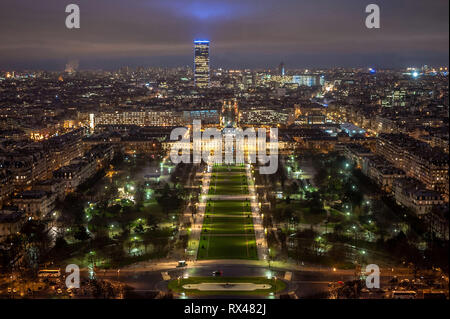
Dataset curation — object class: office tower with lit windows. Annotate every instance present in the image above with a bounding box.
[194,40,210,88]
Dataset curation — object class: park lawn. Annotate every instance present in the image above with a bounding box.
[213,172,245,180]
[209,172,248,195]
[210,184,247,195]
[197,164,257,261]
[209,165,248,194]
[206,200,251,215]
[277,201,327,225]
[202,216,254,234]
[212,174,246,184]
[329,208,345,218]
[168,276,287,296]
[197,235,258,260]
[142,199,165,212]
[212,180,247,189]
[300,209,327,225]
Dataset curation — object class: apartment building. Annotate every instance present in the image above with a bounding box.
[12,190,57,218]
[377,133,448,200]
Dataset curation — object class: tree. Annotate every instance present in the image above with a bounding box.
[314,167,328,188]
[328,244,352,264]
[118,207,135,234]
[333,223,344,236]
[134,224,144,234]
[134,182,145,207]
[272,207,286,224]
[48,237,71,261]
[144,209,163,229]
[89,214,108,239]
[74,226,91,241]
[353,205,363,217]
[0,233,23,269]
[289,214,300,231]
[155,184,184,215]
[20,220,52,268]
[104,183,118,201]
[57,193,84,225]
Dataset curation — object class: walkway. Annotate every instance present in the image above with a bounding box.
[245,163,268,260]
[189,164,212,259]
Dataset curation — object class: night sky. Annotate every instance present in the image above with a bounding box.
[0,0,448,70]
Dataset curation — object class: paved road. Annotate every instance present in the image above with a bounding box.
[83,261,412,299]
[1,258,412,299]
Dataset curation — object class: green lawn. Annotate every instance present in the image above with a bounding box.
[206,200,251,216]
[212,173,245,182]
[209,166,248,196]
[168,276,286,296]
[276,201,328,225]
[212,165,246,173]
[197,165,257,260]
[197,235,258,260]
[202,216,254,234]
[210,185,247,195]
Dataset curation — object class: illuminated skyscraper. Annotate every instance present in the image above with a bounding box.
[194,40,210,88]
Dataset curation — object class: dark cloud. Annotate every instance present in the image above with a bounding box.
[0,0,448,70]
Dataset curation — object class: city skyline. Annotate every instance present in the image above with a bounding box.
[0,0,448,305]
[0,0,448,70]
